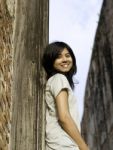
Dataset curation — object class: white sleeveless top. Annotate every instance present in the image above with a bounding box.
[45,73,80,150]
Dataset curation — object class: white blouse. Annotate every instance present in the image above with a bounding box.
[45,73,80,150]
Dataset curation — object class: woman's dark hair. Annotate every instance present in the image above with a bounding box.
[42,41,77,89]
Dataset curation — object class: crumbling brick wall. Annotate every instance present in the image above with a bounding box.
[0,0,14,149]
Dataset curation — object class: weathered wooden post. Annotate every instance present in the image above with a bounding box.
[11,0,49,149]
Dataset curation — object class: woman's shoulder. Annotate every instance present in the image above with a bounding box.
[46,73,71,97]
[47,73,67,84]
[46,73,71,90]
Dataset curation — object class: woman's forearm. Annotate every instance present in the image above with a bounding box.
[59,114,89,150]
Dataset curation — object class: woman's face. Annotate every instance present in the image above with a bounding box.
[53,48,73,73]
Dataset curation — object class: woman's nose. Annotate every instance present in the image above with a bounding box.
[62,56,67,62]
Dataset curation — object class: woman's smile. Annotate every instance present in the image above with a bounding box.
[60,63,70,68]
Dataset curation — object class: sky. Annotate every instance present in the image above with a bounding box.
[49,0,103,121]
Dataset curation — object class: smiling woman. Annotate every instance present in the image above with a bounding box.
[42,41,89,150]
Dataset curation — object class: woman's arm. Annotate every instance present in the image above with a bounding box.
[55,89,89,150]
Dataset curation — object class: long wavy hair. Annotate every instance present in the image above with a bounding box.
[42,41,77,89]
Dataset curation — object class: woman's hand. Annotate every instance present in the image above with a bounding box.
[79,144,90,150]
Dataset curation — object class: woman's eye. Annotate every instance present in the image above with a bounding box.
[66,54,71,57]
[57,53,71,59]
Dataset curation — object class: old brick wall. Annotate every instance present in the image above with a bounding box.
[81,0,113,150]
[0,0,15,149]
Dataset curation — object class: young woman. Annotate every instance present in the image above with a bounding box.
[42,41,89,150]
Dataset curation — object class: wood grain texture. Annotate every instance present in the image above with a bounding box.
[10,0,49,150]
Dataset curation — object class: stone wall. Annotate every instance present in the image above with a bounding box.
[81,0,113,150]
[0,0,14,149]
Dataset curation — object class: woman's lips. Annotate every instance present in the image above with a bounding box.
[60,64,69,68]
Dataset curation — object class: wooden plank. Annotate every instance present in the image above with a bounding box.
[11,0,49,149]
